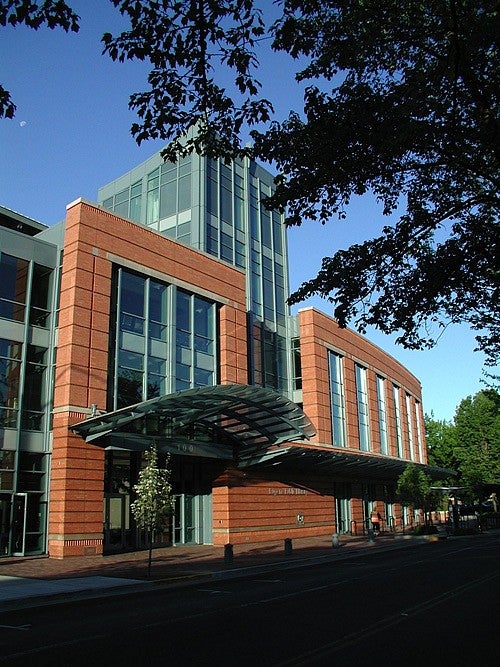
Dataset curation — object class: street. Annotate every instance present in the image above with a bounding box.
[0,534,499,666]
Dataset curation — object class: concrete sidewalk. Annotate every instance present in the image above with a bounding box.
[0,533,430,611]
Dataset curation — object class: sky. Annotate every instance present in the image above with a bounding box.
[0,0,494,422]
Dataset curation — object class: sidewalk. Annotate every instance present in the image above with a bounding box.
[0,532,431,612]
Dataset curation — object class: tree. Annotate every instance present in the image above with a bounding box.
[397,463,438,526]
[453,389,500,500]
[425,413,458,474]
[131,445,174,578]
[3,2,498,368]
[100,1,499,369]
[0,1,80,118]
[102,0,273,162]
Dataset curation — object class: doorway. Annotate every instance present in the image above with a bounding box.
[0,493,12,555]
[173,493,212,545]
[11,493,27,556]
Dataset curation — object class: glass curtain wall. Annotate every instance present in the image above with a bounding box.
[105,266,218,551]
[102,156,192,243]
[205,157,289,393]
[0,249,54,556]
[111,267,217,410]
[99,151,291,396]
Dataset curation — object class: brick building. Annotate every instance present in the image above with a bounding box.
[0,151,443,558]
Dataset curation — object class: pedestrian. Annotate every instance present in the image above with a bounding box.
[371,509,381,534]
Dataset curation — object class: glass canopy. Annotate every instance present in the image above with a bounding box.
[71,384,317,462]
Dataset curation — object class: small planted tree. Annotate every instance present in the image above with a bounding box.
[397,464,438,530]
[131,445,174,578]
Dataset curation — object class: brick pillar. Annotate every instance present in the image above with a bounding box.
[48,412,105,558]
[48,202,111,557]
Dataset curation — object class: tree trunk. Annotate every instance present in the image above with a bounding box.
[147,529,153,578]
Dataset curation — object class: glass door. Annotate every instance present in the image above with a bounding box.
[104,494,127,551]
[12,493,27,556]
[335,497,351,534]
[0,494,12,556]
[173,494,196,545]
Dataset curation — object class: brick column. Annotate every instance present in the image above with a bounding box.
[48,202,111,557]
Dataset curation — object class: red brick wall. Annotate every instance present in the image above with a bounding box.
[49,200,247,557]
[298,308,426,461]
[212,471,334,546]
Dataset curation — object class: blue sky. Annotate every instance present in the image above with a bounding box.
[0,0,493,422]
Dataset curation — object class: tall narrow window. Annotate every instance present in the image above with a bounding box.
[0,253,28,323]
[376,375,389,455]
[406,393,415,461]
[129,181,142,222]
[117,271,146,408]
[328,351,346,447]
[0,338,22,428]
[30,264,52,328]
[355,364,370,451]
[393,385,403,458]
[146,168,160,224]
[291,338,302,391]
[22,345,48,431]
[175,291,216,391]
[415,401,424,462]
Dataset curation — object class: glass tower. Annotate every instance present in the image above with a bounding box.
[98,149,291,395]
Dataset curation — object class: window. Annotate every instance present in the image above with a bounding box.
[30,263,52,328]
[292,338,302,391]
[120,271,145,335]
[355,364,370,451]
[415,401,424,462]
[376,376,389,455]
[22,345,48,431]
[175,292,216,391]
[328,351,346,447]
[0,339,22,428]
[393,385,403,458]
[206,159,218,216]
[129,181,142,222]
[406,393,415,461]
[0,253,28,322]
[146,168,160,224]
[114,188,129,217]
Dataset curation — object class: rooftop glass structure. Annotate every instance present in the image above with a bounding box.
[98,149,290,395]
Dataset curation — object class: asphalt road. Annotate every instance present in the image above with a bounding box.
[0,534,498,666]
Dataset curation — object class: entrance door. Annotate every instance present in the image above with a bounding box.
[173,493,213,545]
[103,494,128,551]
[0,494,12,556]
[173,494,196,545]
[335,497,351,534]
[12,493,27,556]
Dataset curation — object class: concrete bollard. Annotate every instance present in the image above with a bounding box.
[367,530,376,543]
[332,533,340,548]
[224,543,233,564]
[284,537,292,554]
